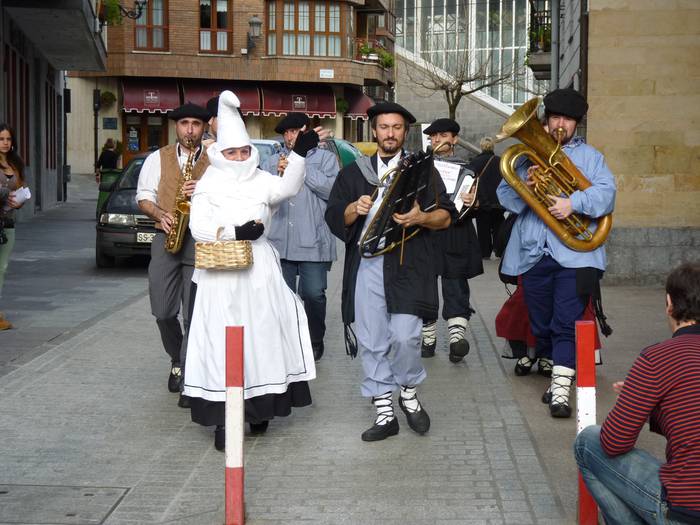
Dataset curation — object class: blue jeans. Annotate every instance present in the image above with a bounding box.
[281,260,331,346]
[574,426,684,525]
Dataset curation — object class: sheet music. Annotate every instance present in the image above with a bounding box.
[453,174,476,213]
[433,159,462,194]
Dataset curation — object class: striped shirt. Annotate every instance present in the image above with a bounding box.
[601,323,700,516]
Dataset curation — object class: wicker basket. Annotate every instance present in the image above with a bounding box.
[195,236,253,270]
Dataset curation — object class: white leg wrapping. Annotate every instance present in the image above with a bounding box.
[372,392,394,425]
[447,317,468,344]
[422,321,437,346]
[550,366,575,405]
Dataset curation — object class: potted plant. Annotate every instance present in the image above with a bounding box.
[359,42,373,59]
[378,49,394,69]
[98,0,124,26]
[100,90,117,109]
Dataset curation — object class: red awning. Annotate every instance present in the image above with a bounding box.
[345,88,374,120]
[121,78,180,113]
[181,81,261,116]
[260,83,336,118]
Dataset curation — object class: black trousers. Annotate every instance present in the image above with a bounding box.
[476,208,505,258]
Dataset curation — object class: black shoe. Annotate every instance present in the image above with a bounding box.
[421,340,436,358]
[168,365,182,393]
[214,426,225,451]
[398,397,431,434]
[312,342,324,362]
[361,417,399,442]
[448,339,470,363]
[537,358,553,378]
[550,403,572,418]
[249,421,269,435]
[178,394,192,409]
[541,388,552,404]
[515,357,535,376]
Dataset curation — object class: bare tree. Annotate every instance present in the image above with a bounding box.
[401,1,528,120]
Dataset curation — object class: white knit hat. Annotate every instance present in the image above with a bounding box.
[216,90,251,150]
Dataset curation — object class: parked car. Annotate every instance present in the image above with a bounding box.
[252,139,282,167]
[352,141,378,157]
[318,138,363,168]
[95,154,154,267]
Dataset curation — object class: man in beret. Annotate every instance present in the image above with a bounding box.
[137,102,210,408]
[420,118,483,364]
[325,102,456,441]
[497,88,616,418]
[202,95,219,148]
[261,112,339,362]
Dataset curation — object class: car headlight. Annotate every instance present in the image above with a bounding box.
[100,213,137,226]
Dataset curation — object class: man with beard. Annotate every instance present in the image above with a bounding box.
[261,113,339,361]
[419,118,483,363]
[325,102,455,441]
[136,103,211,407]
[497,88,616,418]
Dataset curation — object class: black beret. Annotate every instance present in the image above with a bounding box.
[206,96,219,118]
[168,102,210,122]
[367,102,416,124]
[423,118,460,135]
[274,112,310,134]
[543,88,588,120]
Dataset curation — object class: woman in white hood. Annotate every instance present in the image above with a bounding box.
[184,90,321,450]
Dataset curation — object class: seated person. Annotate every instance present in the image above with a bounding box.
[574,262,700,525]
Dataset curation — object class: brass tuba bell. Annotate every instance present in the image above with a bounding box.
[496,97,612,252]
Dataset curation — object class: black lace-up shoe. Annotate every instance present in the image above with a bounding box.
[168,366,182,393]
[449,339,470,363]
[398,398,431,434]
[361,417,399,442]
[421,340,436,358]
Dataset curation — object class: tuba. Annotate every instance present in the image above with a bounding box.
[359,142,451,259]
[496,97,612,252]
[164,138,196,254]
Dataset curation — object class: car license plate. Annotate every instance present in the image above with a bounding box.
[137,232,156,244]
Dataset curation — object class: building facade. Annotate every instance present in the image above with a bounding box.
[0,0,106,218]
[68,0,395,172]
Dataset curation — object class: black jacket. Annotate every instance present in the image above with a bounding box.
[430,155,483,279]
[469,151,502,210]
[325,154,456,327]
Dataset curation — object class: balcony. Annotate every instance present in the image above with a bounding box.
[527,2,551,81]
[3,0,107,71]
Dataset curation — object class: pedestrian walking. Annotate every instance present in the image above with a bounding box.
[575,262,700,524]
[136,102,210,407]
[325,102,455,442]
[0,124,30,331]
[261,112,340,361]
[95,138,120,183]
[184,91,319,450]
[470,137,504,259]
[419,118,483,364]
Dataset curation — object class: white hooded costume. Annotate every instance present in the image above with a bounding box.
[184,91,316,403]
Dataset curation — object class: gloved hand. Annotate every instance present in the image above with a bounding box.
[292,130,320,158]
[235,220,264,240]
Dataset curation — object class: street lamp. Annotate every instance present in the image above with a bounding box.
[246,15,262,58]
[116,0,148,20]
[99,0,148,27]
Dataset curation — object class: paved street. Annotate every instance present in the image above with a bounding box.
[0,174,669,524]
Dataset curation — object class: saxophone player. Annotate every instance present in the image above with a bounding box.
[136,103,211,407]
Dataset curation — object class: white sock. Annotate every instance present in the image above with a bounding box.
[422,321,437,346]
[400,385,421,412]
[372,392,394,425]
[447,317,468,344]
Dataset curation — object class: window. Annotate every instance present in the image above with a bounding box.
[267,0,343,57]
[135,0,168,51]
[4,43,30,166]
[200,0,232,53]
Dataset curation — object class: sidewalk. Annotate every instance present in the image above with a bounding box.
[0,175,670,524]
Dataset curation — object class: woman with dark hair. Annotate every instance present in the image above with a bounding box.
[95,138,119,183]
[0,123,29,330]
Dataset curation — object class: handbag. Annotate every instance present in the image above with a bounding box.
[194,228,253,270]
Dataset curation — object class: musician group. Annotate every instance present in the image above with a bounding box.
[135,87,617,448]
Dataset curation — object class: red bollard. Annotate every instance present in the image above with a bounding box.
[576,320,598,525]
[225,327,245,525]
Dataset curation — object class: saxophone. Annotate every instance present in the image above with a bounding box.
[164,138,195,254]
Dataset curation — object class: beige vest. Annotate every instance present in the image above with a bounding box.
[155,144,210,230]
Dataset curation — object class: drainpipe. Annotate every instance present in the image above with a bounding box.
[551,0,560,88]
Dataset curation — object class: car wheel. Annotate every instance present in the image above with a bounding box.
[96,241,116,268]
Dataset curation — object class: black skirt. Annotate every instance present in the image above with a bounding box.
[190,381,312,427]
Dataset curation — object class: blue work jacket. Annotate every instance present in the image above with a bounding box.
[496,137,616,276]
[262,146,339,262]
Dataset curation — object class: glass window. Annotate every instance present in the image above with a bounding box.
[267,1,277,55]
[199,0,231,52]
[135,0,168,50]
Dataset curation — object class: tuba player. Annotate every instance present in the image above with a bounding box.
[496,88,616,418]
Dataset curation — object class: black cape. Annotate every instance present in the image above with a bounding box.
[430,155,483,279]
[325,153,456,330]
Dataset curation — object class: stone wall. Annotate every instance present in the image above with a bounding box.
[586,1,700,283]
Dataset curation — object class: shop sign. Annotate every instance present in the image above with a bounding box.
[292,95,307,110]
[144,90,160,105]
[319,69,334,79]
